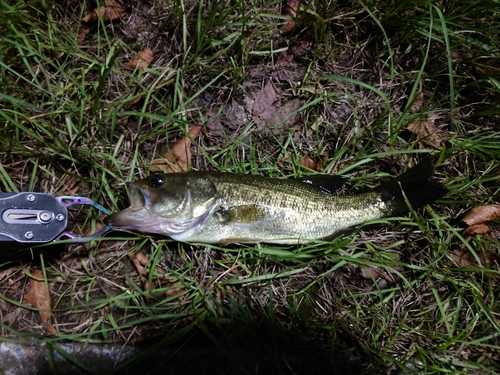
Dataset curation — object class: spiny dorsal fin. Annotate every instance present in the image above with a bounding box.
[292,174,348,195]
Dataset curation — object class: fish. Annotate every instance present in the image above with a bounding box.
[105,160,447,245]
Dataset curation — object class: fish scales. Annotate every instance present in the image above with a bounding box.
[190,173,387,243]
[105,160,448,244]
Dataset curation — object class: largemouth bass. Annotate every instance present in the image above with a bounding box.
[106,160,447,244]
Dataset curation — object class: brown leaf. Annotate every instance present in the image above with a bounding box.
[280,0,300,35]
[129,251,148,272]
[79,0,124,44]
[276,51,295,67]
[206,110,224,137]
[461,205,500,227]
[252,80,302,134]
[24,269,57,333]
[451,247,500,270]
[410,82,424,114]
[82,222,106,250]
[451,205,500,271]
[76,26,92,45]
[125,48,154,70]
[57,176,80,196]
[164,281,185,298]
[359,266,382,280]
[299,156,316,170]
[82,0,125,23]
[149,126,202,173]
[129,252,152,300]
[299,155,327,172]
[406,117,445,150]
[462,223,491,242]
[129,251,169,301]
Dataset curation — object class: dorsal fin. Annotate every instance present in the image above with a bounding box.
[291,174,348,195]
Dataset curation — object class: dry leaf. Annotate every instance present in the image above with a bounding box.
[78,0,125,44]
[129,251,170,301]
[450,204,500,271]
[129,252,152,301]
[206,110,224,137]
[359,266,382,280]
[461,204,500,227]
[406,117,445,150]
[24,269,57,333]
[164,281,185,298]
[82,0,125,23]
[299,155,327,172]
[82,222,106,249]
[76,26,92,45]
[280,0,301,35]
[125,48,154,70]
[450,247,500,270]
[149,126,203,173]
[58,176,80,196]
[252,80,302,134]
[462,223,491,242]
[460,204,500,242]
[410,82,424,114]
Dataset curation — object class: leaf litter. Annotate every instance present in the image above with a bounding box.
[451,204,500,271]
[124,48,154,70]
[24,269,57,334]
[252,80,303,136]
[77,0,125,44]
[149,126,203,173]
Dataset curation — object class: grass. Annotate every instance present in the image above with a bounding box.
[1,0,500,373]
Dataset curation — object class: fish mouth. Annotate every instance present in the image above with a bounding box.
[104,183,154,228]
[128,182,151,210]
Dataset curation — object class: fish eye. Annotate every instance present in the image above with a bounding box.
[149,175,165,188]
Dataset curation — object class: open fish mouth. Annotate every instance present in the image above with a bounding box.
[128,182,151,210]
[104,183,154,229]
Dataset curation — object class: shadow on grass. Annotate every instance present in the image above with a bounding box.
[117,320,364,375]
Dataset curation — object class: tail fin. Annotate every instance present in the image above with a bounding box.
[374,159,448,216]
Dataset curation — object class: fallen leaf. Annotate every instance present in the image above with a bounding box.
[462,223,491,242]
[252,80,302,135]
[299,155,327,172]
[462,204,500,227]
[24,269,57,333]
[129,251,172,301]
[359,265,400,288]
[57,176,80,196]
[78,0,125,44]
[206,110,224,137]
[406,117,445,150]
[450,204,500,271]
[129,252,153,301]
[450,247,500,270]
[276,51,295,67]
[280,0,301,35]
[82,222,107,249]
[125,48,154,70]
[76,26,92,45]
[410,81,424,114]
[82,0,125,23]
[149,126,203,173]
[164,281,185,298]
